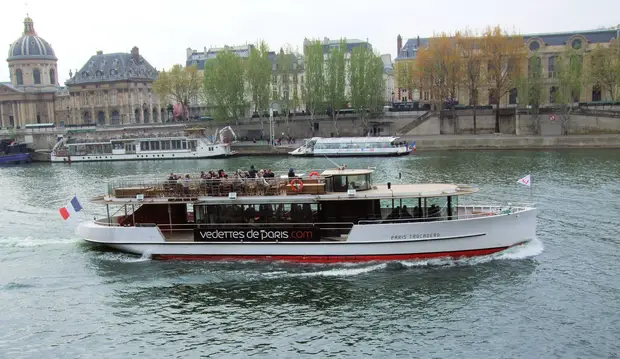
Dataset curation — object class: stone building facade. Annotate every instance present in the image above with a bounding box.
[0,16,59,128]
[63,47,163,125]
[0,16,162,128]
[394,27,620,107]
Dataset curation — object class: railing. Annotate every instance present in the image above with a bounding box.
[107,175,328,198]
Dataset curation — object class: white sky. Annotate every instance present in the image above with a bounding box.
[2,0,619,84]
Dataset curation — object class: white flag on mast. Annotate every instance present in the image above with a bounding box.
[517,174,531,187]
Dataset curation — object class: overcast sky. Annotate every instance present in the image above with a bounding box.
[2,0,619,84]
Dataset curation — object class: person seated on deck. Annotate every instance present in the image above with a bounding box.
[183,174,191,194]
[386,206,401,220]
[288,168,296,178]
[265,169,275,178]
[400,205,413,219]
[248,165,257,178]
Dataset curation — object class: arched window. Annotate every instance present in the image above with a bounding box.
[16,69,23,85]
[33,69,41,84]
[49,69,56,84]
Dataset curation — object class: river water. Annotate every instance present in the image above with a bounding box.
[1,150,619,358]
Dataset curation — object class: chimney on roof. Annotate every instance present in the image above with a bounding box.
[96,50,103,55]
[397,34,402,56]
[417,36,420,48]
[204,46,207,54]
[131,46,140,61]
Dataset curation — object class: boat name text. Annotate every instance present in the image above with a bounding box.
[390,233,441,240]
[194,227,319,242]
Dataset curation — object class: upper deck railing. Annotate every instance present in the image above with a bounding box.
[107,175,328,198]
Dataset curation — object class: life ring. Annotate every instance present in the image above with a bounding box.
[290,178,304,192]
[309,171,320,178]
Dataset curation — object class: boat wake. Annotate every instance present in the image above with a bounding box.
[266,237,544,278]
[0,236,79,248]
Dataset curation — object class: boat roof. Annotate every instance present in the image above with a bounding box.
[93,182,477,205]
[321,168,373,176]
[66,137,202,146]
[311,136,399,144]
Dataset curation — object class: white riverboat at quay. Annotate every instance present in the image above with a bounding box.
[289,136,412,157]
[50,127,235,163]
[76,166,537,263]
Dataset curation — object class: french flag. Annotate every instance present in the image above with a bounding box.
[411,140,417,152]
[59,196,83,220]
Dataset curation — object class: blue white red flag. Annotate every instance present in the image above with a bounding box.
[517,174,531,187]
[411,140,417,152]
[59,196,83,220]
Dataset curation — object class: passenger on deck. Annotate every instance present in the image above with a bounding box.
[248,165,257,178]
[288,168,296,178]
[400,205,413,219]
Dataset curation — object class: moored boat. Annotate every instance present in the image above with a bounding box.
[289,136,412,157]
[76,167,537,263]
[0,139,31,165]
[50,127,235,163]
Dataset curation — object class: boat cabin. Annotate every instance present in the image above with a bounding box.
[97,168,477,242]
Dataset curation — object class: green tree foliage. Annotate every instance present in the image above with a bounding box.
[517,54,544,135]
[556,49,586,135]
[153,64,202,121]
[302,39,325,136]
[203,50,247,125]
[325,39,347,136]
[275,46,299,136]
[349,45,385,134]
[589,41,620,102]
[247,41,272,134]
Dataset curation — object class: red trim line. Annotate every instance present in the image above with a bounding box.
[151,247,509,263]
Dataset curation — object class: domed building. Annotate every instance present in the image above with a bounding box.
[0,16,59,128]
[1,16,163,129]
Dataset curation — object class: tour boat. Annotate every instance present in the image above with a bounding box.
[50,127,235,163]
[75,167,537,262]
[289,137,412,157]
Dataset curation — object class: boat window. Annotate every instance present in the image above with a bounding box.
[196,203,318,224]
[346,174,371,190]
[189,140,197,150]
[161,141,170,150]
[140,141,149,151]
[182,141,187,150]
[149,141,160,150]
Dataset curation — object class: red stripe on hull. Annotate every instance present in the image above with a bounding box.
[151,247,509,263]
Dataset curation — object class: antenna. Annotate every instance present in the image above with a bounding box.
[25,1,29,16]
[323,155,342,169]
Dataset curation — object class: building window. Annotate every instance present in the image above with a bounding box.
[33,69,41,84]
[550,86,557,104]
[16,69,23,85]
[592,85,602,102]
[529,41,540,51]
[509,88,518,105]
[528,56,541,76]
[548,56,556,78]
[571,38,582,50]
[49,69,55,84]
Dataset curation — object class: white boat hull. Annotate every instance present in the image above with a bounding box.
[51,144,231,162]
[289,148,412,157]
[76,207,536,262]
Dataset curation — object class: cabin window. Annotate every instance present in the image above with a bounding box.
[195,203,318,224]
[140,141,150,151]
[161,140,170,150]
[149,141,160,150]
[182,141,187,150]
